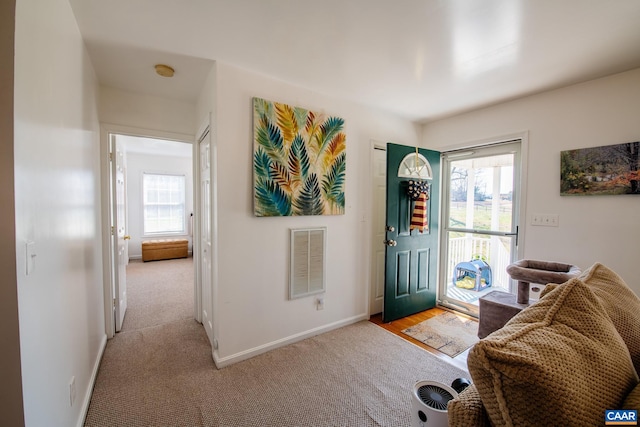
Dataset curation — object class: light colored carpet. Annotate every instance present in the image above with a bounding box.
[85,258,468,426]
[121,258,194,332]
[401,312,479,357]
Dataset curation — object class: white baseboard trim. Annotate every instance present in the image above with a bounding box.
[77,333,107,427]
[212,313,369,369]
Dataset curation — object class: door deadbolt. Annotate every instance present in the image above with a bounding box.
[385,225,395,232]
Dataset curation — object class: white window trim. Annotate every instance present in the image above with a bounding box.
[142,172,187,236]
[437,131,529,316]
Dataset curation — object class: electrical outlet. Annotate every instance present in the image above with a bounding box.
[69,376,76,407]
[316,297,324,310]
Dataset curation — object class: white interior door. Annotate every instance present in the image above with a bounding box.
[112,137,128,332]
[199,129,213,343]
[370,145,386,315]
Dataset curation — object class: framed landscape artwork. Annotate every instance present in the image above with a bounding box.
[560,141,639,196]
[253,97,346,216]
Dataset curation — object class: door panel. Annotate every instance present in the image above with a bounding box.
[417,248,430,291]
[383,143,440,322]
[395,251,410,296]
[199,131,213,344]
[113,138,127,332]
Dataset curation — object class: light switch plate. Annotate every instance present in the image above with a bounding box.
[531,213,559,227]
[26,241,36,275]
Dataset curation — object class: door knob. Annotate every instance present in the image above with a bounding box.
[124,235,131,240]
[386,225,395,232]
[383,239,397,247]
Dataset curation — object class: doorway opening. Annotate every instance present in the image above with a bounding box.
[370,137,525,321]
[103,129,196,337]
[438,140,523,316]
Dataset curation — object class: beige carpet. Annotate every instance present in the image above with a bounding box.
[85,259,468,426]
[121,258,194,332]
[401,312,479,357]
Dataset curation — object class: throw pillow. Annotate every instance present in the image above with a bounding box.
[468,278,638,427]
[579,263,640,374]
[623,382,640,410]
[542,263,640,374]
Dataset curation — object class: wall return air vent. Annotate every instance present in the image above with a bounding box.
[290,227,326,299]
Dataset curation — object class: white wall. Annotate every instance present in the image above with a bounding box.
[99,88,198,259]
[99,86,197,137]
[202,62,421,366]
[125,151,194,258]
[423,68,640,293]
[195,65,216,133]
[14,0,105,426]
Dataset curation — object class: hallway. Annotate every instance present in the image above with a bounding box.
[84,257,210,426]
[119,258,195,332]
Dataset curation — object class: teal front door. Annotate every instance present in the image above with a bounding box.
[383,143,440,322]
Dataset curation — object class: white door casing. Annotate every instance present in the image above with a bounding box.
[438,138,525,315]
[370,144,386,315]
[101,125,198,339]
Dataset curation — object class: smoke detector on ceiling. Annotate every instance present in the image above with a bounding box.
[154,64,175,78]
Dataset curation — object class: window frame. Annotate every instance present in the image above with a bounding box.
[438,139,524,316]
[142,172,187,236]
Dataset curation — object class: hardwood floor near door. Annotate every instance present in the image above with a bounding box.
[369,307,471,372]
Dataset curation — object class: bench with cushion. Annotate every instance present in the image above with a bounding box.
[141,239,188,262]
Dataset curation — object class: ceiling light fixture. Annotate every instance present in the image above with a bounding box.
[154,64,175,78]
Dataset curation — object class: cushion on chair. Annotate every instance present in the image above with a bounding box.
[447,384,490,427]
[541,263,640,374]
[623,382,640,410]
[468,277,638,427]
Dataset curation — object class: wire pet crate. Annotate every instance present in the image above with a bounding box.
[453,260,492,291]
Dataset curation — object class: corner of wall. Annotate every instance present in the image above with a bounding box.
[1,0,25,424]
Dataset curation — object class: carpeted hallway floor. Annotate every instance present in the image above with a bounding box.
[120,257,195,332]
[84,257,468,426]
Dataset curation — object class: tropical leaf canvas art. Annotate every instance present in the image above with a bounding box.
[253,97,346,216]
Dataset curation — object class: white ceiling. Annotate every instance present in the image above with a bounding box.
[69,0,640,122]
